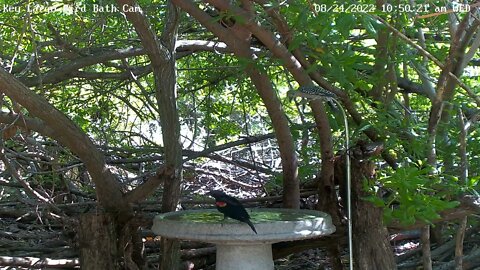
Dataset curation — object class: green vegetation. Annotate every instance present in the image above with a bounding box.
[0,0,479,268]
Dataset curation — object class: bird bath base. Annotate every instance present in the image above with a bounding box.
[152,208,335,270]
[216,243,272,270]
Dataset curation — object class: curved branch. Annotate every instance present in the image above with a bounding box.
[172,0,300,208]
[0,69,132,222]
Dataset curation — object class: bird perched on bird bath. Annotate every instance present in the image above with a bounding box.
[209,190,257,234]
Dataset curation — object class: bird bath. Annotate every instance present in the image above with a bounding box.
[152,208,336,270]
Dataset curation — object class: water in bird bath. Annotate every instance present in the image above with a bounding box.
[163,208,330,223]
[164,211,221,223]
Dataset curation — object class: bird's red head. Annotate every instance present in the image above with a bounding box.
[215,201,227,207]
[209,190,229,207]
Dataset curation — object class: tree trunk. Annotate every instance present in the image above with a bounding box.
[335,152,396,270]
[353,162,396,269]
[156,3,183,269]
[115,1,183,269]
[421,226,433,270]
[313,101,341,224]
[78,213,120,270]
[243,67,299,209]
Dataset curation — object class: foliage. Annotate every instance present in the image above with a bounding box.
[0,0,478,230]
[366,166,461,225]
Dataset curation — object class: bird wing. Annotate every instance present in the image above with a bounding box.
[222,195,242,206]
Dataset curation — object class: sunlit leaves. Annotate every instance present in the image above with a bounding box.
[375,167,461,225]
[1,0,478,217]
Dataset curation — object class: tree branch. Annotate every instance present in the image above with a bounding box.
[0,69,131,222]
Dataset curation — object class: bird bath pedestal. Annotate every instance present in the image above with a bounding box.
[152,208,336,270]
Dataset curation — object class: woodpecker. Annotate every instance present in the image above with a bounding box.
[287,85,338,111]
[287,85,337,100]
[208,190,257,234]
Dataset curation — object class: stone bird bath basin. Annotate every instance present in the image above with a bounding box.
[152,208,335,270]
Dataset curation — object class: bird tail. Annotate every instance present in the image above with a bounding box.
[246,220,257,234]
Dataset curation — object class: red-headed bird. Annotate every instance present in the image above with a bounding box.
[209,190,257,234]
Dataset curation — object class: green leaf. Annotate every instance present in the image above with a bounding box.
[362,15,378,35]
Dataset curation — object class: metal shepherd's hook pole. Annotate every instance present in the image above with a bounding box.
[288,85,353,270]
[334,99,353,270]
